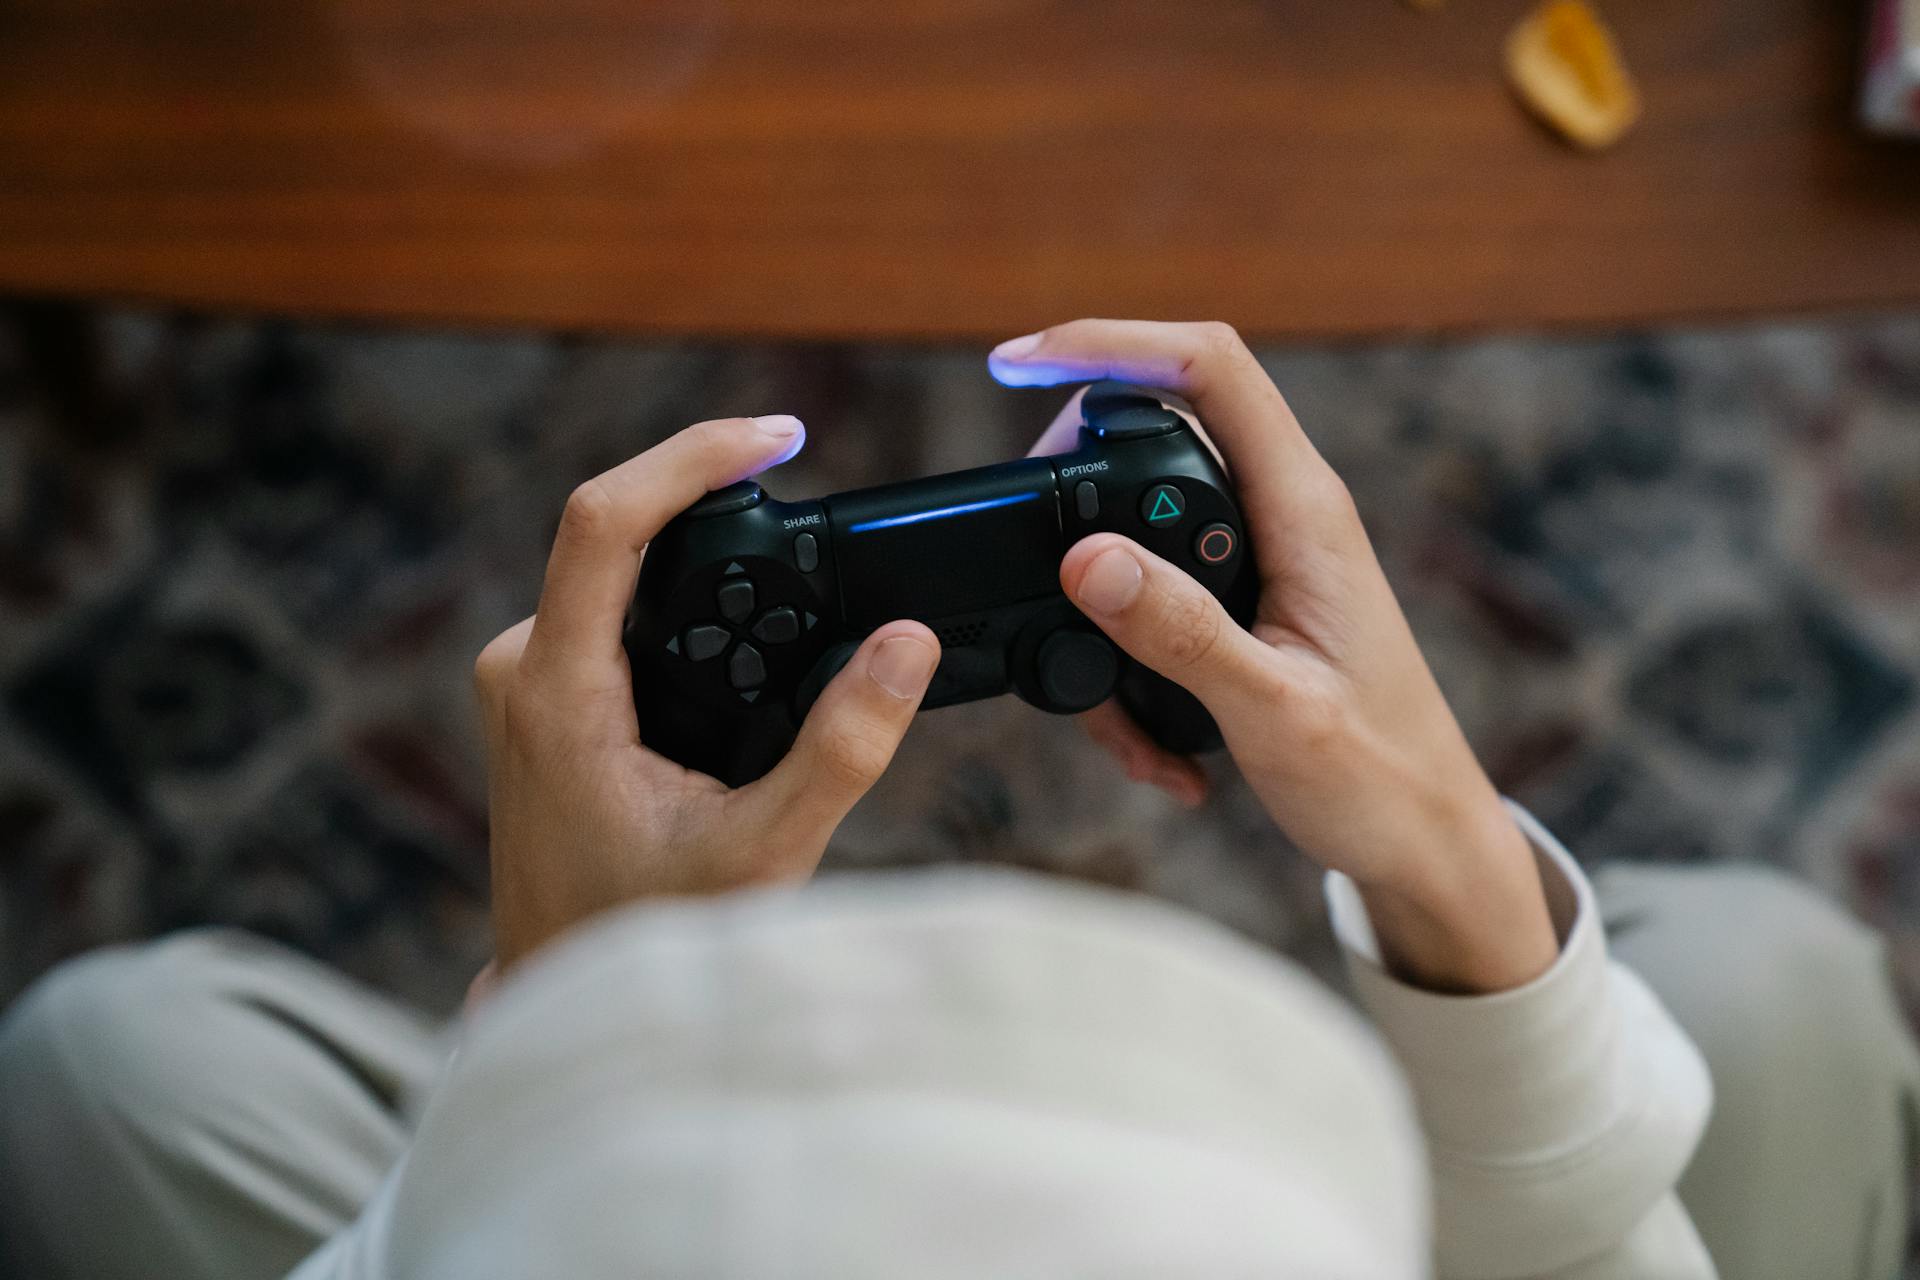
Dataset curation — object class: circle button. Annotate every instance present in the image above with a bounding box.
[1140,484,1186,528]
[1195,522,1238,565]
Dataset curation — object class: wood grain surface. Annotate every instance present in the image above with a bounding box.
[0,0,1915,340]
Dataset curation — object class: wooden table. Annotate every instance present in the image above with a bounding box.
[0,0,1914,341]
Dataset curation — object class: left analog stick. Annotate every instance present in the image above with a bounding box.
[793,641,860,722]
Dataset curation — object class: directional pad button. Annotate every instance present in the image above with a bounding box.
[716,579,755,623]
[683,624,730,662]
[751,607,801,645]
[728,643,767,691]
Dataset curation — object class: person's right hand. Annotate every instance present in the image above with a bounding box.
[994,320,1557,994]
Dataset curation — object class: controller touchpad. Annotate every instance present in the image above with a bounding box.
[828,460,1062,627]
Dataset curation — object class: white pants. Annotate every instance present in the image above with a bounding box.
[0,866,1913,1280]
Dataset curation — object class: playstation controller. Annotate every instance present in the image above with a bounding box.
[626,382,1258,786]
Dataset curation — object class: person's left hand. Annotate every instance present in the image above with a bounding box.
[472,415,940,971]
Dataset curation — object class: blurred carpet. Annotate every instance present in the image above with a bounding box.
[1,302,1917,1021]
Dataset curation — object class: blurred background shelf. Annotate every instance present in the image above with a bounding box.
[1,0,1915,341]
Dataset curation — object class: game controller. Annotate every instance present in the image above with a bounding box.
[626,382,1258,786]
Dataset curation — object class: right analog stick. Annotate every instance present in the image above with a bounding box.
[1036,628,1120,713]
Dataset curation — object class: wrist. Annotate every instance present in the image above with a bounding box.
[1353,793,1559,994]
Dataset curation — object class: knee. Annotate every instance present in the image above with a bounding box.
[1716,871,1914,1080]
[1603,863,1901,1054]
[1693,867,1883,997]
[1608,862,1877,972]
[1601,870,1919,1280]
[0,931,254,1140]
[1,945,150,1097]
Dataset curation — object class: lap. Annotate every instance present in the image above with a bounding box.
[5,869,1914,1280]
[0,930,440,1280]
[1596,863,1920,1280]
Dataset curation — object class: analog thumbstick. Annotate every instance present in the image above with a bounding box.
[793,641,859,722]
[1036,628,1120,712]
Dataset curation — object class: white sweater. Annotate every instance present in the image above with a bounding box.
[295,806,1715,1279]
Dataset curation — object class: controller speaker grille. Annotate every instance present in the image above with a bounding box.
[937,621,988,648]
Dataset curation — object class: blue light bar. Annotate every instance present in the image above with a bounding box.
[846,490,1043,533]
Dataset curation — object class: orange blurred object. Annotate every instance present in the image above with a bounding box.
[1506,0,1643,149]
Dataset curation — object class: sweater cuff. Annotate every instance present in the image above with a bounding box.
[1322,801,1615,1156]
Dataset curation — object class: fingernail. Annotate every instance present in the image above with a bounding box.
[1077,548,1143,615]
[990,333,1043,361]
[752,414,803,440]
[870,635,938,700]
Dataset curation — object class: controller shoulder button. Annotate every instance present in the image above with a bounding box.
[1086,404,1184,440]
[1081,380,1163,417]
[1083,381,1184,440]
[685,481,764,519]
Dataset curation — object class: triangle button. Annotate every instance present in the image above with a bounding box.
[1141,485,1185,526]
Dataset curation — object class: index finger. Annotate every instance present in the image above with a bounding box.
[988,320,1330,517]
[521,415,806,689]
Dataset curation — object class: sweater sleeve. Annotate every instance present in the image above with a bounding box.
[1324,803,1718,1280]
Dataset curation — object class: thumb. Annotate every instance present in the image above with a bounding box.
[1062,533,1270,709]
[743,621,941,839]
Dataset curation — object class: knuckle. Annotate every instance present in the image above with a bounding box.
[681,417,734,467]
[472,631,519,695]
[1196,321,1251,366]
[1253,660,1297,708]
[1197,319,1243,351]
[471,652,498,697]
[1287,683,1348,750]
[559,477,615,541]
[1303,467,1360,525]
[1180,322,1259,393]
[1158,588,1226,671]
[816,724,891,791]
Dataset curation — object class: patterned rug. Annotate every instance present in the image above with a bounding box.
[2,302,1917,1026]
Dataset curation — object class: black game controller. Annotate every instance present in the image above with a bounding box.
[626,382,1258,786]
